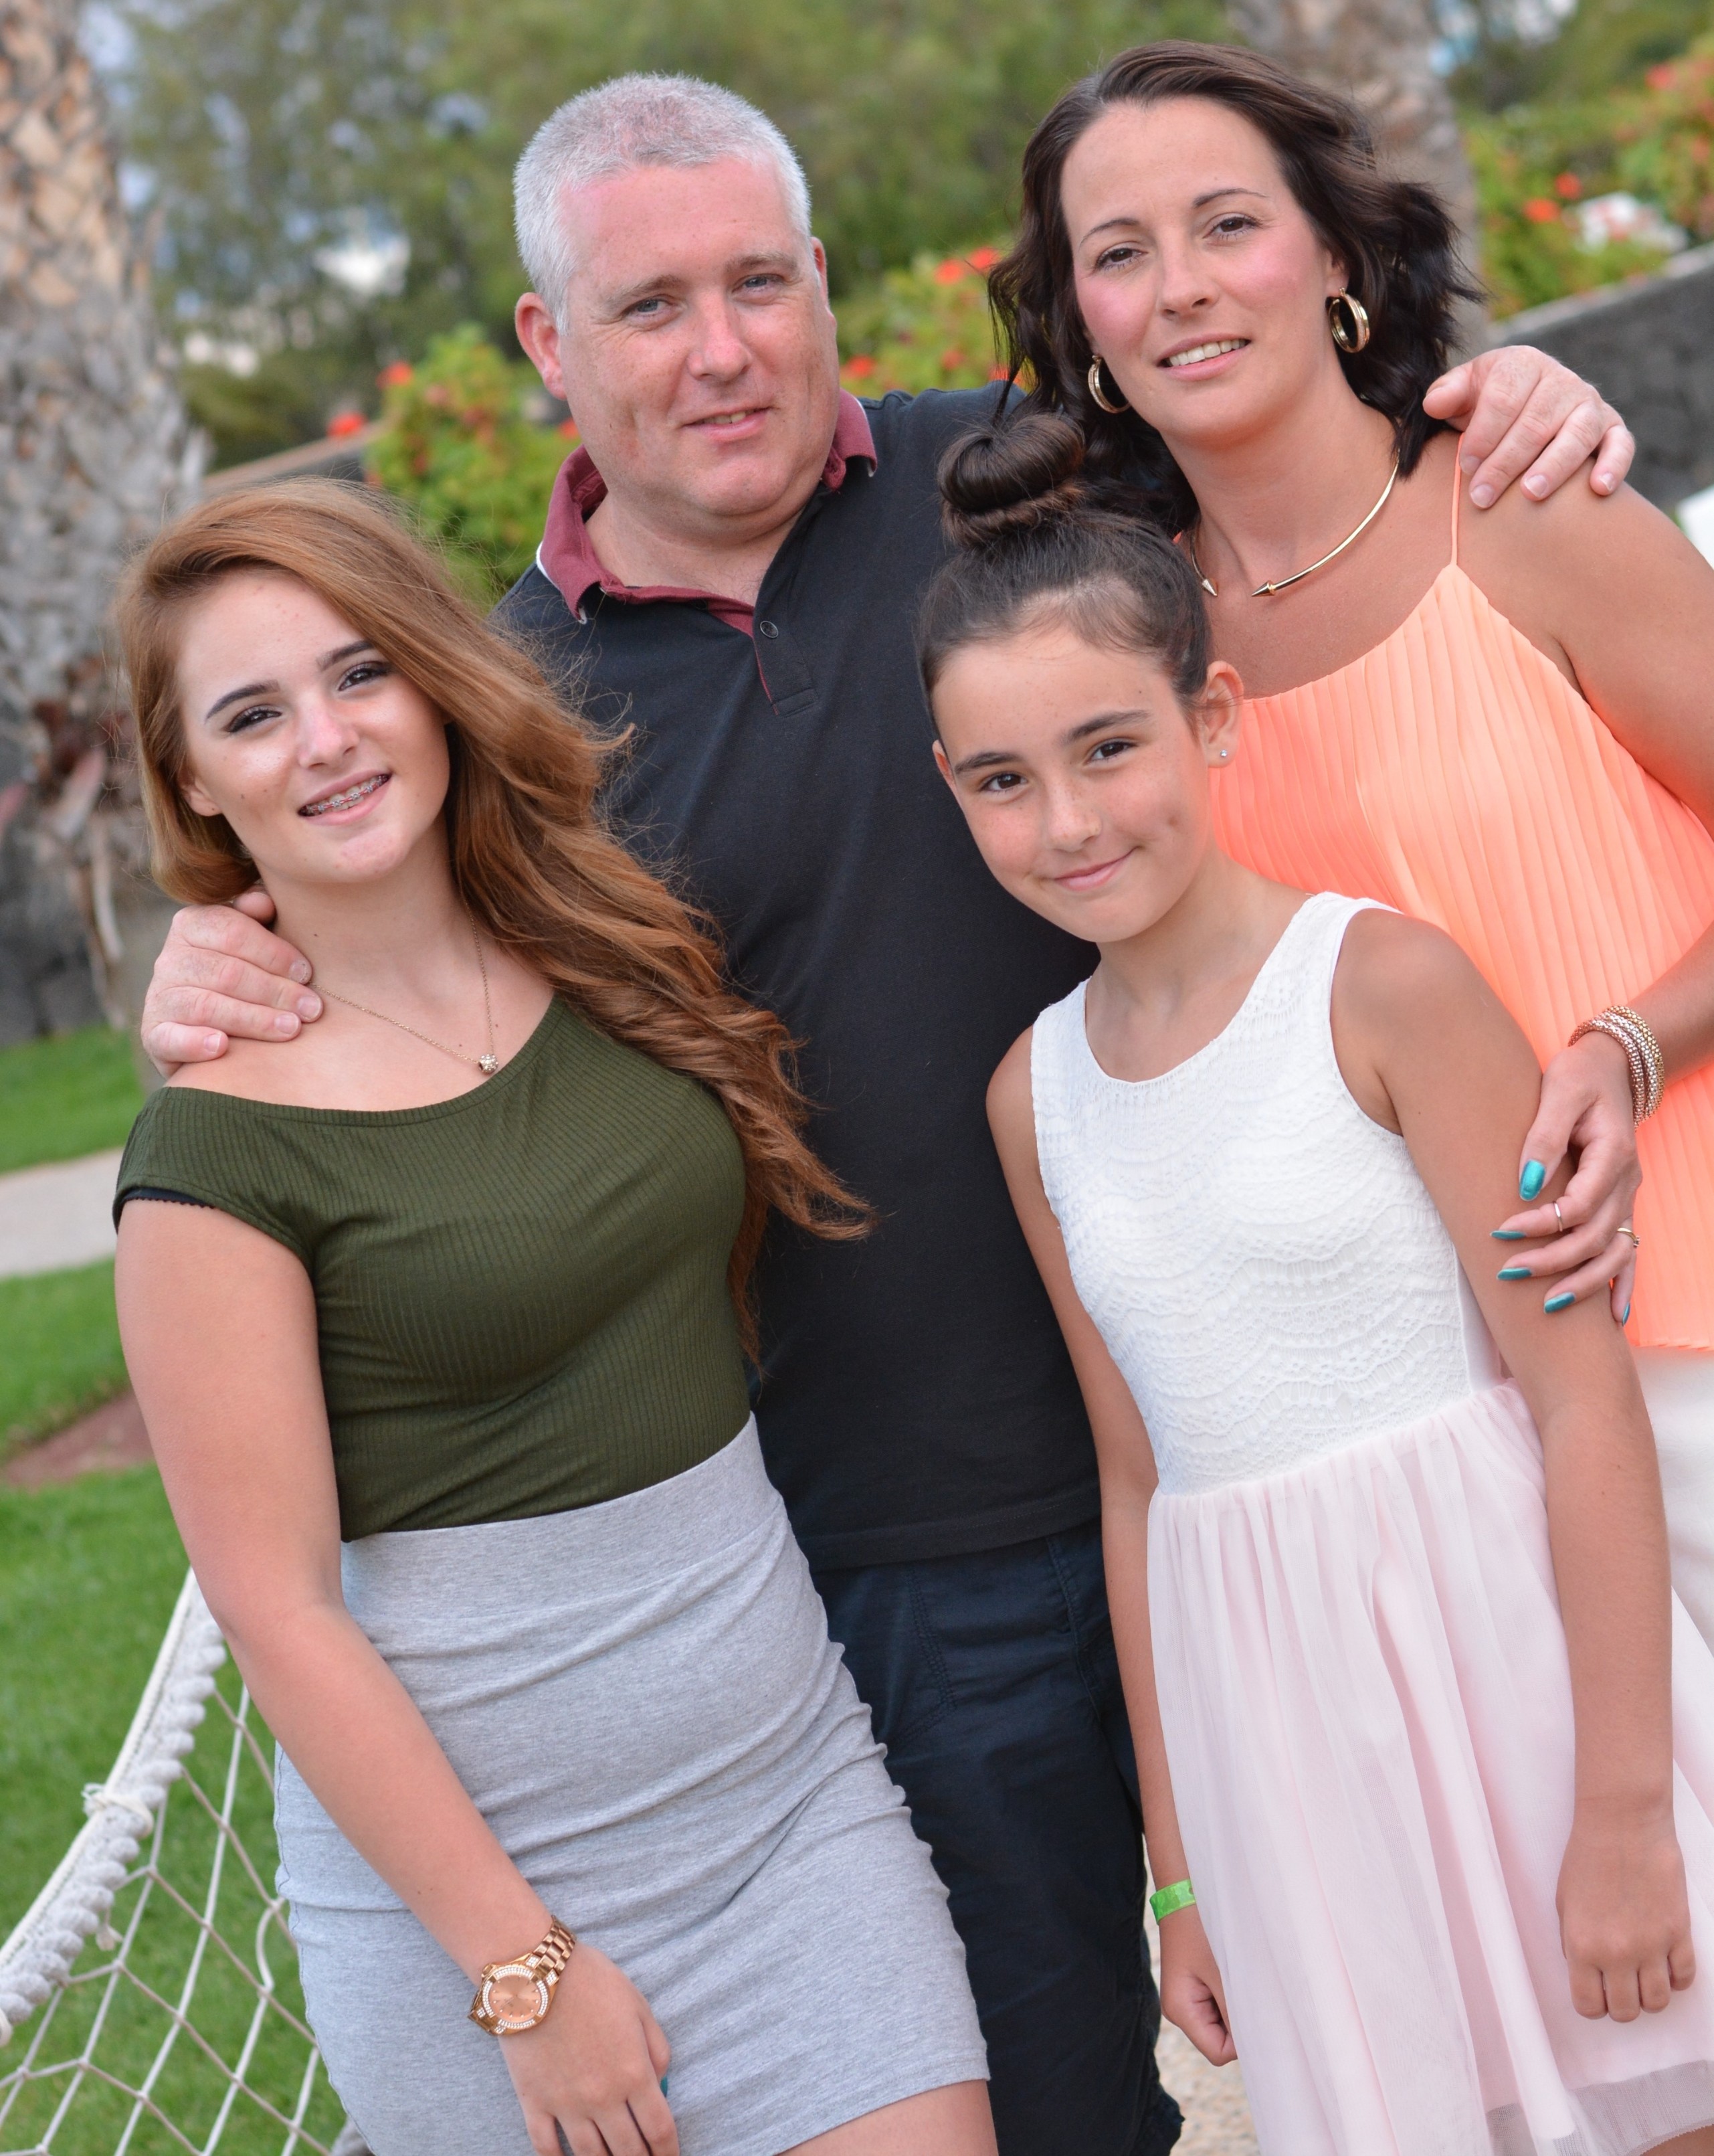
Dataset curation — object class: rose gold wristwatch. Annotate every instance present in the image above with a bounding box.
[468,1917,577,2036]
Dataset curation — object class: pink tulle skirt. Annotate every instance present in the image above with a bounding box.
[1150,1380,1714,2155]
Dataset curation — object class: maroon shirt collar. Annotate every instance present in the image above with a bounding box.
[537,391,877,632]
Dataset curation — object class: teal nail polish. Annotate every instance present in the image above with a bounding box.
[1621,1302,1632,1325]
[1497,1265,1533,1281]
[662,2076,670,2096]
[1545,1291,1576,1314]
[1491,1229,1525,1241]
[1519,1160,1547,1200]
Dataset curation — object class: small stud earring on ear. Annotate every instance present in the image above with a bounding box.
[1219,749,1230,759]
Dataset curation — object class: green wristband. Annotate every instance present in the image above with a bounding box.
[1149,1878,1196,1922]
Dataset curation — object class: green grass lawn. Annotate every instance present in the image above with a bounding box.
[0,1259,128,1451]
[0,1473,350,2153]
[0,1022,144,1176]
[0,1470,187,1937]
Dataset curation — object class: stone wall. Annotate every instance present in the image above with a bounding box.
[1495,243,1714,511]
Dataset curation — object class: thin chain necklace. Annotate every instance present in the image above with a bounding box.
[1189,457,1400,599]
[316,939,500,1077]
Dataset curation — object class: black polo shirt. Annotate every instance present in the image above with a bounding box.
[496,387,1098,1569]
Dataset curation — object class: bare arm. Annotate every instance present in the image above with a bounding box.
[116,1201,678,2156]
[987,1037,1236,2068]
[1460,477,1714,1318]
[1335,911,1691,2023]
[1423,345,1634,509]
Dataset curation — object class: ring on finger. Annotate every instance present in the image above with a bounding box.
[1553,1201,1565,1235]
[1618,1221,1640,1251]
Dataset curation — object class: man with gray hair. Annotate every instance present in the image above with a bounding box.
[141,68,1638,2155]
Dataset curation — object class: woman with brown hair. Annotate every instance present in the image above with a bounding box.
[985,41,1714,1638]
[110,479,993,2156]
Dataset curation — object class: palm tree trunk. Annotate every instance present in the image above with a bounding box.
[0,0,201,1043]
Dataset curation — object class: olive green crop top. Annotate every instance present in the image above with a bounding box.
[115,998,751,1539]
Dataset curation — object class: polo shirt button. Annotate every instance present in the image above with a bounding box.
[757,619,779,637]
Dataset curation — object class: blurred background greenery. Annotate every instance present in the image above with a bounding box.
[84,0,1714,503]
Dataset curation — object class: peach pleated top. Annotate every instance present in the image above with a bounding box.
[1210,462,1714,1349]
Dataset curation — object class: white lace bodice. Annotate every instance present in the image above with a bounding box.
[1032,893,1501,1495]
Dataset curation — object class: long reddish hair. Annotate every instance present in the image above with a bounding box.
[116,478,866,1347]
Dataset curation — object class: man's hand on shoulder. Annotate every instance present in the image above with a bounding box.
[1424,346,1634,509]
[140,889,322,1075]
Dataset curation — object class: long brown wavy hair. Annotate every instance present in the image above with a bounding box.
[116,477,866,1350]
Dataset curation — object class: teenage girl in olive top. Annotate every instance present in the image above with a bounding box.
[111,482,992,2156]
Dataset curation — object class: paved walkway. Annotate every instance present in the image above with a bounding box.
[0,1148,122,1280]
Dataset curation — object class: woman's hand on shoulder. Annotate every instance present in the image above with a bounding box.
[1157,1904,1236,2068]
[499,1943,677,2156]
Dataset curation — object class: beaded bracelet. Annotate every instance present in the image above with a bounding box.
[1569,1006,1663,1123]
[1611,1005,1665,1119]
[1150,1878,1196,1922]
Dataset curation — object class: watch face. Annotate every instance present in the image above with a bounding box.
[484,1967,548,2028]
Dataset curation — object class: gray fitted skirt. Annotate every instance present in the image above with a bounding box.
[275,1421,986,2156]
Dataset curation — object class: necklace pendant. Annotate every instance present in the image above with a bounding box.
[478,1054,498,1075]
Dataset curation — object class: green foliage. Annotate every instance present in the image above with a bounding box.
[0,1023,144,1176]
[836,242,1012,395]
[1464,21,1714,317]
[183,348,375,472]
[1613,35,1714,242]
[1452,0,1714,110]
[365,326,574,600]
[108,0,1219,385]
[1466,111,1677,317]
[0,1263,130,1452]
[0,1471,185,1935]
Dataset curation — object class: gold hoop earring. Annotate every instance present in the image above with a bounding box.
[1086,355,1129,414]
[1327,291,1371,355]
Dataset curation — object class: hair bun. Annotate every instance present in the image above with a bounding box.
[937,412,1087,547]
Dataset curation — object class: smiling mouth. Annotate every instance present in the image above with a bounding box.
[1055,852,1131,889]
[300,774,389,818]
[1162,339,1249,369]
[692,408,765,429]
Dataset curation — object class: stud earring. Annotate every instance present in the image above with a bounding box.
[1327,290,1371,354]
[1086,355,1129,414]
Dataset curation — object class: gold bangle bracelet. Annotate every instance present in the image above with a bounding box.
[1569,1015,1647,1123]
[1609,1004,1665,1119]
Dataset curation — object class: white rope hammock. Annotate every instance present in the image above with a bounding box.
[0,1570,367,2155]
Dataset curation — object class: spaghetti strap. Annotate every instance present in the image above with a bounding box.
[1448,446,1462,568]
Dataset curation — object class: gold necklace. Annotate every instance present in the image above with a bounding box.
[1189,457,1400,599]
[317,941,500,1077]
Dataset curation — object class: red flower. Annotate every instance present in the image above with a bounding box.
[377,361,413,388]
[968,246,1000,270]
[843,353,877,379]
[1647,63,1677,90]
[1553,171,1582,199]
[940,347,967,372]
[933,258,966,285]
[1523,198,1561,224]
[557,419,580,439]
[326,410,367,437]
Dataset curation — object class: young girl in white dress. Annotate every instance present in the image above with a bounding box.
[917,413,1714,2156]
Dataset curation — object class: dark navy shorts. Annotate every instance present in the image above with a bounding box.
[816,1518,1183,2156]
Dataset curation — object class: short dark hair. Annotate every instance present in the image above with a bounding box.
[988,41,1481,533]
[917,412,1212,710]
